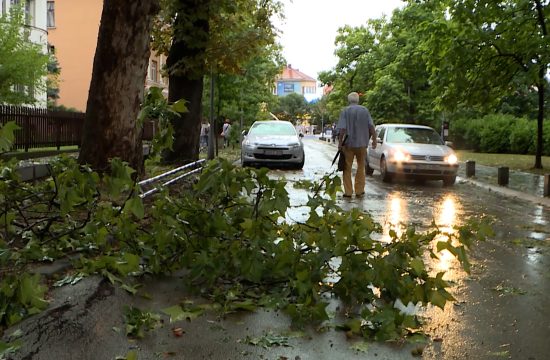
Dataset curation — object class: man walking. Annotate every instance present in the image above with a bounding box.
[337,92,376,198]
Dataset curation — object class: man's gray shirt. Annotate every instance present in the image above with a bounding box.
[337,104,373,147]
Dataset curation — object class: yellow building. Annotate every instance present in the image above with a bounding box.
[47,0,167,111]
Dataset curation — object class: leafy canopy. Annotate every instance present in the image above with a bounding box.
[0,4,48,105]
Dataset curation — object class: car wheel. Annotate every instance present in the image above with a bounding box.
[241,154,249,167]
[380,157,392,183]
[443,175,456,186]
[296,154,305,170]
[365,158,374,176]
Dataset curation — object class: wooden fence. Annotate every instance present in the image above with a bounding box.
[0,105,155,152]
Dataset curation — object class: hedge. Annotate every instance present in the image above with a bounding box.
[449,114,550,156]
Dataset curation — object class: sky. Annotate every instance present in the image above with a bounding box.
[274,0,404,98]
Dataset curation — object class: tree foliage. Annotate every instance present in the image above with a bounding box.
[153,0,283,163]
[419,0,549,168]
[0,4,48,105]
[321,0,548,167]
[0,122,492,342]
[272,93,309,122]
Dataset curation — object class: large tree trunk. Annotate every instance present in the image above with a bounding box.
[79,0,159,174]
[535,70,544,169]
[534,0,546,169]
[162,0,210,164]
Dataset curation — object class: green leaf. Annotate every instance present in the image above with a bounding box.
[124,196,144,219]
[171,99,188,113]
[429,290,447,309]
[161,305,203,323]
[351,341,369,353]
[410,257,425,276]
[0,122,20,152]
[0,340,21,356]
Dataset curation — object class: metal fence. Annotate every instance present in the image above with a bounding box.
[0,105,84,151]
[0,105,155,152]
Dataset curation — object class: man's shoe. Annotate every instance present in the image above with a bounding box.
[356,192,365,198]
[343,194,352,198]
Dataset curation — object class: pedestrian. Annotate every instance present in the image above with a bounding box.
[221,118,232,148]
[200,118,210,150]
[331,123,337,143]
[337,92,377,198]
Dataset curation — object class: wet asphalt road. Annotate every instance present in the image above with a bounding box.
[280,137,550,360]
[4,137,549,360]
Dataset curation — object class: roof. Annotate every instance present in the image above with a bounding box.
[278,65,316,82]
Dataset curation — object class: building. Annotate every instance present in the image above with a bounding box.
[47,0,167,111]
[1,0,48,106]
[274,64,317,101]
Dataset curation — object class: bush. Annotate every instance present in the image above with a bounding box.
[542,120,550,156]
[449,114,546,155]
[478,114,515,153]
[509,118,536,154]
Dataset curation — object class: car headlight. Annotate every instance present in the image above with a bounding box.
[392,149,410,162]
[289,143,300,149]
[446,153,458,165]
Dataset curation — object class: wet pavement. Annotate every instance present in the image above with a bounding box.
[3,137,550,360]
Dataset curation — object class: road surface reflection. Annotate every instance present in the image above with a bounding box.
[380,191,463,275]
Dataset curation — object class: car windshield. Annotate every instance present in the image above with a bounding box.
[386,127,443,145]
[249,122,296,136]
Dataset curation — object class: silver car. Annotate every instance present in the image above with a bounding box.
[241,120,305,169]
[366,124,459,185]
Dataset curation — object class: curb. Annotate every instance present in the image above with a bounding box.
[459,176,550,208]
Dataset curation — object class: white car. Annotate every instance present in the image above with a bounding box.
[241,120,305,169]
[366,124,459,185]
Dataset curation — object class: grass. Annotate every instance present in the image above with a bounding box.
[456,151,550,175]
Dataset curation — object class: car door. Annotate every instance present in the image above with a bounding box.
[368,126,385,170]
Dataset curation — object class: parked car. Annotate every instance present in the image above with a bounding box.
[241,120,305,169]
[366,124,459,185]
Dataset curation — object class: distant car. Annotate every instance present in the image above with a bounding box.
[241,120,305,169]
[366,124,459,185]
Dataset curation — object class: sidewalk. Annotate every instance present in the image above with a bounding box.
[457,162,550,208]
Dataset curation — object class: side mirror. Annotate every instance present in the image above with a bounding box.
[445,141,454,148]
[299,133,304,138]
[377,137,383,144]
[242,129,248,136]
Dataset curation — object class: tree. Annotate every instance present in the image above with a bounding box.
[419,0,549,168]
[320,7,438,126]
[46,45,61,108]
[272,93,309,122]
[0,4,48,105]
[78,0,160,173]
[154,0,281,163]
[202,46,283,129]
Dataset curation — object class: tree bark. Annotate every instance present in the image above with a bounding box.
[79,0,159,174]
[534,0,547,169]
[162,0,210,164]
[536,69,544,169]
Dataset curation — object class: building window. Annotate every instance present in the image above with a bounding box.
[47,1,55,27]
[150,60,158,82]
[302,86,316,94]
[14,84,25,94]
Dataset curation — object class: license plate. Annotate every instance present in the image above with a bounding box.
[419,164,438,170]
[264,149,282,156]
